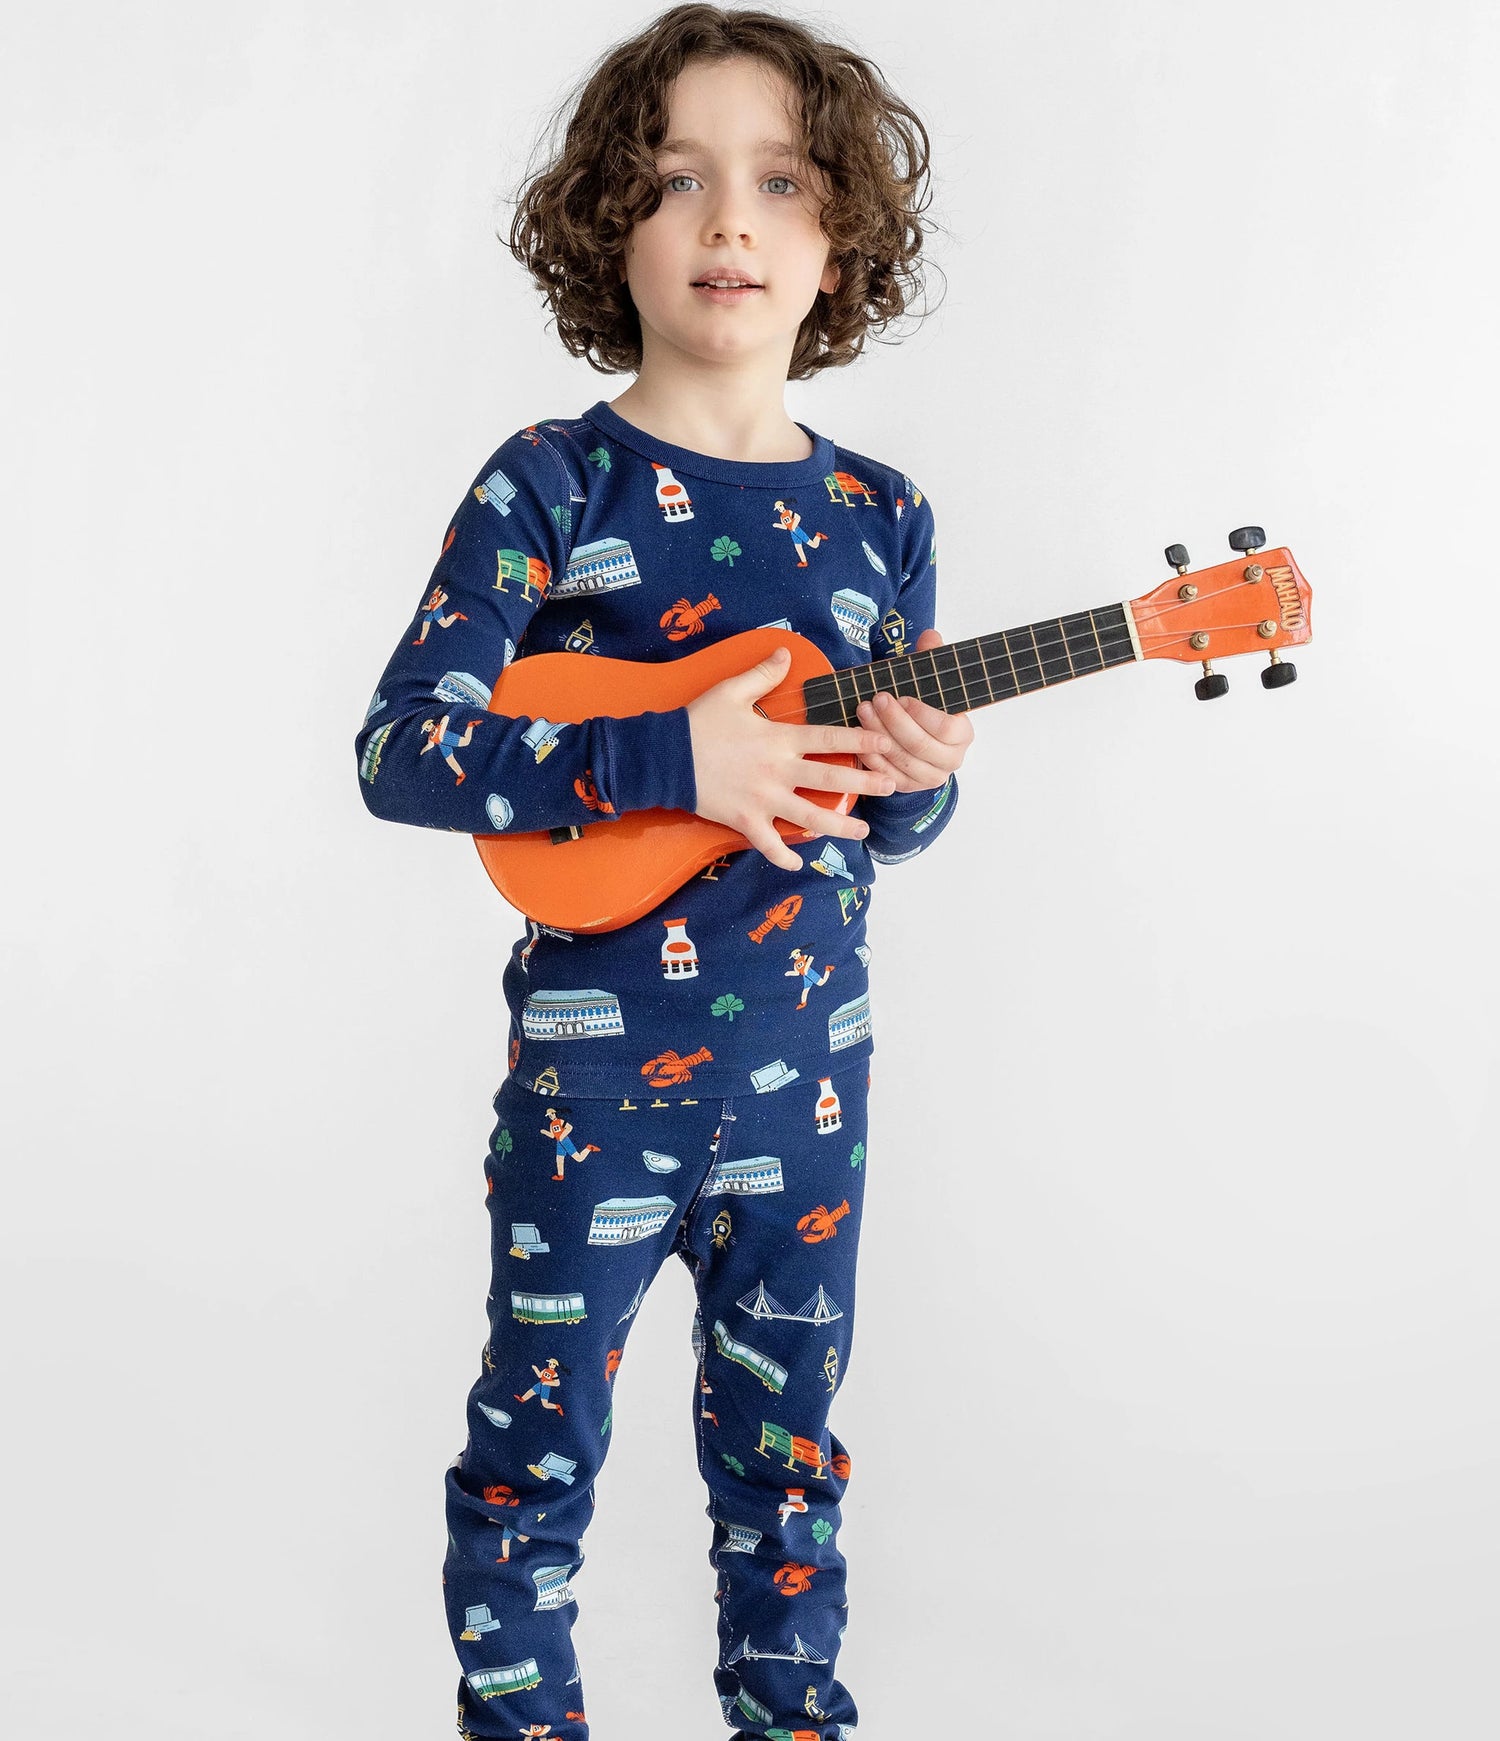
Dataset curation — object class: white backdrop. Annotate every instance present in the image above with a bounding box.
[5,2,1498,1737]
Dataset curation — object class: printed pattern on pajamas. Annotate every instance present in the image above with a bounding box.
[443,1059,871,1741]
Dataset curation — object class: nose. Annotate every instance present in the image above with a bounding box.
[701,187,756,248]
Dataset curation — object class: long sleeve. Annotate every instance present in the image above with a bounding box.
[355,428,697,835]
[854,486,960,862]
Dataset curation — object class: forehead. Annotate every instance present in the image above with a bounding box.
[655,56,808,153]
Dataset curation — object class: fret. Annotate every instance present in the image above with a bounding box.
[974,633,1023,699]
[945,640,975,713]
[910,651,940,708]
[845,665,870,720]
[799,602,1138,726]
[835,667,860,718]
[1002,627,1045,693]
[1029,618,1074,685]
[1060,610,1105,676]
[1089,605,1135,666]
[926,646,961,710]
[992,628,1021,699]
[949,637,999,705]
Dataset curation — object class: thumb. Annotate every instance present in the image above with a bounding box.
[746,643,792,693]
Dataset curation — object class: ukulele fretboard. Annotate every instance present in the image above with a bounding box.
[801,603,1137,726]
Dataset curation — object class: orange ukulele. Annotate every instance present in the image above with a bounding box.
[474,527,1312,932]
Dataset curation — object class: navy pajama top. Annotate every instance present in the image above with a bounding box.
[355,400,958,1097]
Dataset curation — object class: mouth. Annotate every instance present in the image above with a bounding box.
[692,279,764,305]
[691,275,763,290]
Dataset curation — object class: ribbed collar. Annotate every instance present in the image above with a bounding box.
[582,398,834,487]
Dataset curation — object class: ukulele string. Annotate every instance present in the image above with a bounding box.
[758,626,1287,720]
[757,614,1284,721]
[776,591,1294,713]
[1133,618,1286,639]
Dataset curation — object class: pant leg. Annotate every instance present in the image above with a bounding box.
[444,1074,724,1740]
[675,1061,872,1740]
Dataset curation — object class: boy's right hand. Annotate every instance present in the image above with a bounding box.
[686,645,899,872]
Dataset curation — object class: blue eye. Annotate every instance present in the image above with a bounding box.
[660,173,800,196]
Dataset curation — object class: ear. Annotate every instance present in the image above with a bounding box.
[820,255,841,296]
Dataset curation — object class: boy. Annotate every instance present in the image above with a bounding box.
[355,9,973,1738]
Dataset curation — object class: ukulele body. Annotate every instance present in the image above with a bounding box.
[472,625,856,932]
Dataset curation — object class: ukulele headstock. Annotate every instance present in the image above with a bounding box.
[1126,530,1312,698]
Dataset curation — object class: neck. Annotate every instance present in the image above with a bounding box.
[800,603,1139,725]
[607,380,808,463]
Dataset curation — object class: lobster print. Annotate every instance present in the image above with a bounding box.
[749,896,804,945]
[660,592,721,639]
[640,1044,714,1086]
[796,1200,850,1243]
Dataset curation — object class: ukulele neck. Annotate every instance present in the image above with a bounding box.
[800,603,1138,726]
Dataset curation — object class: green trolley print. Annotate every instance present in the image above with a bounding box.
[712,1318,788,1393]
[466,1657,542,1698]
[735,1686,775,1725]
[511,1289,587,1325]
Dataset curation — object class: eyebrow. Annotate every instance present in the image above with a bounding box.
[655,136,807,159]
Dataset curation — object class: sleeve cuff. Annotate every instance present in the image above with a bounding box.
[868,771,953,817]
[598,706,698,816]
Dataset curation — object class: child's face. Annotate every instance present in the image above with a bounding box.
[619,56,841,378]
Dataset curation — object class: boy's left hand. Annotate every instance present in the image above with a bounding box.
[853,628,974,792]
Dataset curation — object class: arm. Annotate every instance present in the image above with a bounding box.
[354,428,696,834]
[853,488,961,862]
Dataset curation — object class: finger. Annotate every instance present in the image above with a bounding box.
[858,693,924,754]
[857,692,920,734]
[866,720,950,785]
[873,734,946,783]
[799,800,867,841]
[881,693,954,740]
[887,734,960,783]
[798,721,894,758]
[902,695,970,745]
[745,817,802,872]
[790,759,896,797]
[858,748,926,790]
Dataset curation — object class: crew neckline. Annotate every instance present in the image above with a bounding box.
[583,398,834,486]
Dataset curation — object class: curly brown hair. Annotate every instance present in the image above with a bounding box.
[501,3,944,382]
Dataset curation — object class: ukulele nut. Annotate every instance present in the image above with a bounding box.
[1243,563,1265,582]
[1257,619,1278,637]
[1189,632,1210,651]
[1177,583,1198,601]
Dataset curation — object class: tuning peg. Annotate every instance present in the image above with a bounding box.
[1228,525,1265,553]
[1164,543,1190,571]
[1261,651,1297,689]
[1195,661,1229,701]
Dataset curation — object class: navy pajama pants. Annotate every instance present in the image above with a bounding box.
[442,1058,872,1741]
